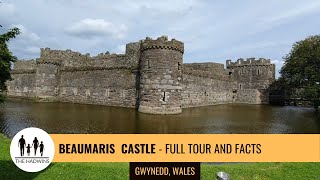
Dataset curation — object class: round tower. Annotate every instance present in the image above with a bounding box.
[138,36,184,114]
[34,48,61,101]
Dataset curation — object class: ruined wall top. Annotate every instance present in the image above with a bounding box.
[141,35,184,53]
[40,48,126,61]
[36,47,131,69]
[91,52,126,60]
[13,59,36,70]
[226,58,273,68]
[40,48,89,60]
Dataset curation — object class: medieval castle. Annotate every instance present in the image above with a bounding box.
[6,36,275,114]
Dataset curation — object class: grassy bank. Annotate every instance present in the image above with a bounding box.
[202,163,320,179]
[1,134,319,179]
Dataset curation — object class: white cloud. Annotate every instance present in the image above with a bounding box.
[271,59,284,66]
[218,41,289,57]
[3,0,320,72]
[108,0,200,15]
[24,46,40,54]
[229,42,280,54]
[115,44,126,54]
[11,24,41,43]
[264,1,320,24]
[65,18,128,39]
[0,2,16,18]
[0,2,17,26]
[271,59,285,78]
[8,24,42,58]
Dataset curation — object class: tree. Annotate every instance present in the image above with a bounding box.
[280,35,320,109]
[0,27,21,103]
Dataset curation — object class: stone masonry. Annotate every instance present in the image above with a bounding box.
[6,36,276,114]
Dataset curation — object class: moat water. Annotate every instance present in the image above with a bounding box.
[0,98,319,138]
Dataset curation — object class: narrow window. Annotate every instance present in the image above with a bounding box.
[148,60,151,68]
[178,62,181,70]
[239,84,242,90]
[257,69,261,75]
[239,69,243,75]
[73,88,78,96]
[105,88,110,98]
[162,92,166,102]
[122,90,126,98]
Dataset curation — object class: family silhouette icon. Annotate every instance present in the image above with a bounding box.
[18,135,45,157]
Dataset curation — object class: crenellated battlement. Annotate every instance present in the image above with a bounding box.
[91,52,126,60]
[36,58,62,66]
[226,58,272,68]
[141,35,184,53]
[40,47,129,62]
[40,48,89,60]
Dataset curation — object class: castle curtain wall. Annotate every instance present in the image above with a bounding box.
[59,68,137,107]
[181,63,236,107]
[6,36,275,114]
[6,72,36,98]
[6,60,36,98]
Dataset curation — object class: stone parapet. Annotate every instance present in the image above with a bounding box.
[40,48,88,60]
[226,58,272,68]
[141,35,184,54]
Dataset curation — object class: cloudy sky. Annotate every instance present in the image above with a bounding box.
[1,0,320,77]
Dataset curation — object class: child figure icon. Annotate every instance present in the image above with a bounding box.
[26,144,31,156]
[40,141,45,156]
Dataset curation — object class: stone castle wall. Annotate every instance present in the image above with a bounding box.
[7,60,36,98]
[6,36,275,114]
[226,58,275,89]
[181,63,236,107]
[226,58,275,104]
[59,69,137,107]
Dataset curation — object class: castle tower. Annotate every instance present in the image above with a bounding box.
[34,48,61,101]
[226,58,276,104]
[226,58,275,90]
[138,36,184,114]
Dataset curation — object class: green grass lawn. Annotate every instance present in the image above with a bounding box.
[1,134,319,180]
[202,163,320,180]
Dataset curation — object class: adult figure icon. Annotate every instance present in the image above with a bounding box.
[18,135,26,156]
[32,137,39,156]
